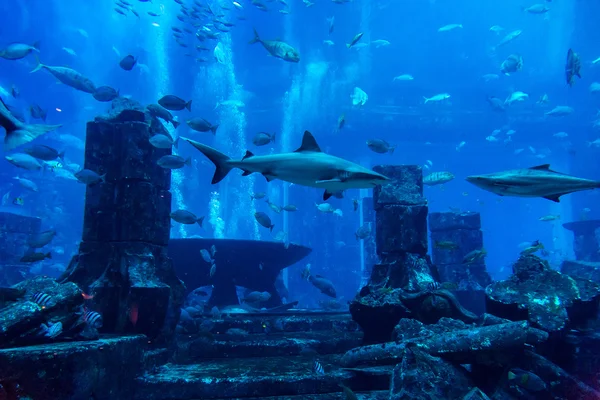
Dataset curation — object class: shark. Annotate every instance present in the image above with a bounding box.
[182,130,390,200]
[466,164,600,202]
[1,97,62,152]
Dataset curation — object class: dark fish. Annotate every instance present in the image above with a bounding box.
[187,117,218,134]
[347,32,364,49]
[565,48,581,87]
[23,144,63,161]
[249,28,300,63]
[20,252,51,263]
[147,104,180,128]
[158,95,192,111]
[83,310,103,328]
[252,132,275,146]
[32,292,53,307]
[254,212,274,231]
[119,55,137,71]
[29,104,47,121]
[11,85,19,98]
[427,282,441,291]
[313,360,325,375]
[93,86,120,102]
[148,11,160,16]
[508,368,547,392]
[115,7,127,15]
[0,41,40,60]
[302,266,336,298]
[27,229,57,248]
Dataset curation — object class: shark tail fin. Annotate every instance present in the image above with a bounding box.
[249,28,261,45]
[181,137,232,184]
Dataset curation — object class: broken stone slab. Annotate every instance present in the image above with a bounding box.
[1,277,84,348]
[561,260,600,284]
[430,229,484,265]
[520,349,600,399]
[0,335,146,400]
[486,254,600,333]
[389,345,476,400]
[340,320,547,368]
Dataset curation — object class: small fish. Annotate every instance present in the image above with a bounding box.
[20,252,52,263]
[313,360,325,374]
[424,171,455,186]
[508,368,547,392]
[28,230,57,248]
[427,282,441,291]
[242,291,271,303]
[434,241,459,250]
[74,169,105,185]
[32,292,54,307]
[158,95,192,111]
[346,32,364,49]
[539,214,560,221]
[93,86,120,102]
[171,209,204,226]
[210,264,216,277]
[366,139,395,154]
[12,197,24,206]
[187,117,218,134]
[463,249,487,264]
[251,192,267,200]
[43,321,63,338]
[255,212,274,231]
[252,132,275,146]
[157,155,191,169]
[149,134,178,149]
[352,199,359,211]
[83,310,103,328]
[355,224,371,240]
[282,204,297,212]
[200,249,213,263]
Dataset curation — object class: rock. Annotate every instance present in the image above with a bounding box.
[376,204,428,256]
[0,335,146,400]
[561,260,600,284]
[0,277,84,348]
[341,319,547,368]
[61,105,184,343]
[373,165,425,207]
[486,254,600,333]
[429,211,482,231]
[562,220,600,262]
[389,346,475,400]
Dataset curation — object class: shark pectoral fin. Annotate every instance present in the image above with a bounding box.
[316,178,342,184]
[241,170,253,176]
[242,150,254,160]
[263,174,275,182]
[543,193,566,203]
[323,190,333,201]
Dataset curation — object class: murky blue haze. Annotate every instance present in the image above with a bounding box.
[1,0,599,304]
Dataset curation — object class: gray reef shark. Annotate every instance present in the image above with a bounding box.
[182,130,389,200]
[0,97,61,151]
[466,164,600,202]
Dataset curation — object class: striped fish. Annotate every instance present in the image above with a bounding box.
[32,292,53,307]
[427,282,441,291]
[83,310,103,329]
[45,322,62,338]
[313,360,325,375]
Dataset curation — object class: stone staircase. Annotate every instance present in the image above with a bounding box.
[135,312,393,399]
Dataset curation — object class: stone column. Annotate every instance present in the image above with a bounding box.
[0,212,41,286]
[428,211,491,289]
[60,99,184,342]
[361,197,377,287]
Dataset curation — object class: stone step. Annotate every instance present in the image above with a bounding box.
[135,355,392,400]
[176,330,363,362]
[184,312,359,335]
[208,391,390,400]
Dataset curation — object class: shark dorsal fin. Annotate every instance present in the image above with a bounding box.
[295,131,322,153]
[242,150,254,160]
[530,164,551,170]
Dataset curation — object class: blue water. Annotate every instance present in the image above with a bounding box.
[1,0,599,303]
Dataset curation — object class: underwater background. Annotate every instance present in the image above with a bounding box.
[1,0,600,307]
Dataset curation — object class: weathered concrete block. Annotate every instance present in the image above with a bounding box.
[430,229,484,265]
[84,120,171,190]
[428,211,481,232]
[0,335,146,400]
[83,182,171,245]
[436,263,490,289]
[373,165,425,208]
[376,204,428,255]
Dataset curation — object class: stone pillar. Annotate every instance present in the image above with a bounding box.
[60,99,184,342]
[563,220,600,262]
[373,165,430,289]
[0,212,41,286]
[361,197,377,287]
[428,211,491,290]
